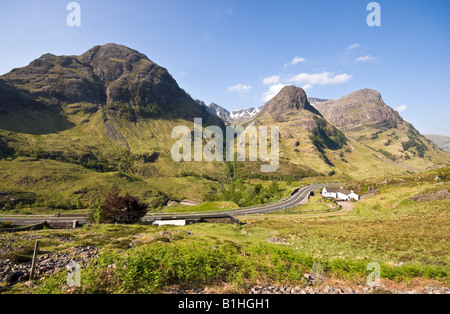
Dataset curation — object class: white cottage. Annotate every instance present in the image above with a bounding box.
[322,187,359,202]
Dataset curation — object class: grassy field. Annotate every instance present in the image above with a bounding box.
[1,169,448,294]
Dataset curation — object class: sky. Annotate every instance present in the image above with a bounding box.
[0,0,449,135]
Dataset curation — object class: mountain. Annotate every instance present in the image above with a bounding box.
[0,44,228,205]
[245,85,450,178]
[308,97,330,107]
[314,89,450,170]
[249,85,350,176]
[196,100,231,122]
[0,44,222,127]
[424,135,450,153]
[314,89,402,132]
[229,107,261,124]
[195,100,262,125]
[257,85,324,120]
[1,44,449,208]
[196,96,330,126]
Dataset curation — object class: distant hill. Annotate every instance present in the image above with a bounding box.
[196,100,261,125]
[424,135,450,153]
[308,97,330,107]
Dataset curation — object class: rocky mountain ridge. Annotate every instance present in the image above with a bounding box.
[314,89,403,132]
[0,43,222,127]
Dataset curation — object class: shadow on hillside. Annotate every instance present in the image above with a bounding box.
[0,109,75,135]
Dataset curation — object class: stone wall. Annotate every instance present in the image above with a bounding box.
[0,220,79,233]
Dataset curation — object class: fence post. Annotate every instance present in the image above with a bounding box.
[29,240,40,280]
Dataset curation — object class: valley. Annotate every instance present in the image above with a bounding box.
[0,44,449,295]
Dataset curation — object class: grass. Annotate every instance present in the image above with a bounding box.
[162,201,239,213]
[1,169,449,294]
[0,157,223,213]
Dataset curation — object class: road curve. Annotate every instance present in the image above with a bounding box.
[144,184,328,222]
[0,184,329,226]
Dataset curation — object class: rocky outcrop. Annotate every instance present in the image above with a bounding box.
[104,119,130,151]
[1,54,106,110]
[0,246,98,286]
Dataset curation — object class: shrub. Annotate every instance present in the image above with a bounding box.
[436,167,450,182]
[101,187,148,224]
[76,199,85,209]
[87,205,105,225]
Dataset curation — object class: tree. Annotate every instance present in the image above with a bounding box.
[87,205,105,225]
[268,181,280,195]
[437,167,450,182]
[102,187,148,224]
[76,199,84,209]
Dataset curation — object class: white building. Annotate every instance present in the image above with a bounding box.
[322,187,359,202]
[152,219,187,226]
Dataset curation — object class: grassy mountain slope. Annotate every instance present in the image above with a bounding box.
[248,86,426,180]
[425,134,450,154]
[0,44,229,208]
[315,89,450,172]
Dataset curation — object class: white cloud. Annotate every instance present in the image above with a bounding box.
[347,43,361,50]
[396,105,407,113]
[262,83,286,102]
[262,75,280,85]
[284,56,306,68]
[291,56,306,65]
[227,84,252,93]
[355,55,375,63]
[288,71,353,89]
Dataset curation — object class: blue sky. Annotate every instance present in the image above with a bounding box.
[0,0,449,135]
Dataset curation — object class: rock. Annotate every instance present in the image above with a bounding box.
[6,271,24,285]
[0,246,99,286]
[24,280,35,288]
[266,237,289,245]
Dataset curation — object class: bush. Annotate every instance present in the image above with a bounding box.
[87,205,105,225]
[101,187,148,224]
[436,167,450,182]
[76,199,85,209]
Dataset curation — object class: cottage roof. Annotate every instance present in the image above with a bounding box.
[324,186,353,195]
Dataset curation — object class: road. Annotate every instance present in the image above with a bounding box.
[0,184,329,226]
[145,184,327,221]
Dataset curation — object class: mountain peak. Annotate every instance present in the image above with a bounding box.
[257,85,323,121]
[349,88,381,97]
[81,43,147,63]
[0,44,223,127]
[314,89,403,132]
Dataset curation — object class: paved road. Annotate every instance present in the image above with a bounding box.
[144,184,327,222]
[0,184,328,226]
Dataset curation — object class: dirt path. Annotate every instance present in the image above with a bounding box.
[337,201,356,215]
[290,201,356,219]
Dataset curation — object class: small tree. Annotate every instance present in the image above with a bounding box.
[436,167,450,182]
[87,205,105,225]
[102,187,148,224]
[76,199,84,209]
